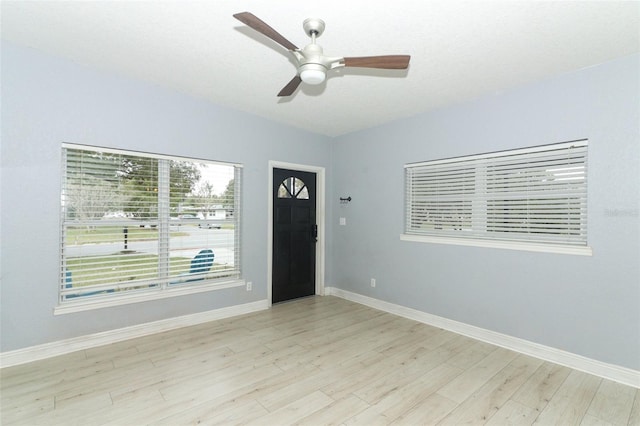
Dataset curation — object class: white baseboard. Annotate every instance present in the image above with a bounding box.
[326,287,640,389]
[0,299,269,368]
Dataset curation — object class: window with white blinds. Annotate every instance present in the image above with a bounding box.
[60,144,242,305]
[404,140,589,252]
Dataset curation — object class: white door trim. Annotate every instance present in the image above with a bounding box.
[268,161,326,306]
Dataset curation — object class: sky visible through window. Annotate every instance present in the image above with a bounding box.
[195,163,234,196]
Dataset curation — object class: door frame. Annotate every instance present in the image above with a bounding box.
[268,161,325,306]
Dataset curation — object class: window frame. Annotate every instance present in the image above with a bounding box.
[56,143,244,315]
[401,140,592,256]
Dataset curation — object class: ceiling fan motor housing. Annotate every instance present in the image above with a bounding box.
[297,43,329,85]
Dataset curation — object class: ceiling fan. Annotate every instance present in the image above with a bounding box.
[233,12,411,97]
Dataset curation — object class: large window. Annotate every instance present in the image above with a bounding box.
[59,144,242,310]
[403,140,590,255]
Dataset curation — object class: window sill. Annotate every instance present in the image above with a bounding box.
[54,279,245,315]
[400,234,593,256]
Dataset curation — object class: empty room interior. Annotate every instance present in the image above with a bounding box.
[1,1,639,425]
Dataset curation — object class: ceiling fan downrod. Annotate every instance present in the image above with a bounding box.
[297,18,346,85]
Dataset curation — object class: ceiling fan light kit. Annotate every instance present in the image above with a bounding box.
[233,12,411,96]
[299,64,326,85]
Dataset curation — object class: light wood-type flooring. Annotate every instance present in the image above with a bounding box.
[1,296,638,425]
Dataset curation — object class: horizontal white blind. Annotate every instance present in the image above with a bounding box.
[60,146,242,301]
[61,142,243,168]
[405,140,588,245]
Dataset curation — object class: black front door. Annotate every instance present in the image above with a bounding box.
[272,168,317,304]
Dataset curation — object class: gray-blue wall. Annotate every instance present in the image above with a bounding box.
[331,54,640,370]
[0,42,333,351]
[2,41,638,372]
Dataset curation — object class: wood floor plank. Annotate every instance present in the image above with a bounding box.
[436,346,519,403]
[1,296,637,426]
[0,394,56,425]
[111,366,285,425]
[320,358,407,401]
[511,360,573,413]
[445,340,498,370]
[344,363,463,425]
[628,390,640,426]
[484,399,538,425]
[295,394,370,426]
[0,350,87,382]
[351,343,463,405]
[151,397,269,425]
[437,354,543,424]
[580,413,616,426]
[150,365,318,425]
[533,369,602,425]
[246,390,335,426]
[158,363,284,404]
[158,362,322,421]
[586,379,637,425]
[390,393,458,425]
[255,367,341,412]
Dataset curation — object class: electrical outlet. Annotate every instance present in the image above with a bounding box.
[246,281,252,291]
[370,278,376,288]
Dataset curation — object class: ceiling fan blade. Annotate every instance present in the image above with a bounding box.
[233,12,298,51]
[342,55,411,69]
[277,75,302,97]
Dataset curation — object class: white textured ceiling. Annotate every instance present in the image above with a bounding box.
[2,1,639,137]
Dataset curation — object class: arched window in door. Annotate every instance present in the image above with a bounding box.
[277,177,309,200]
